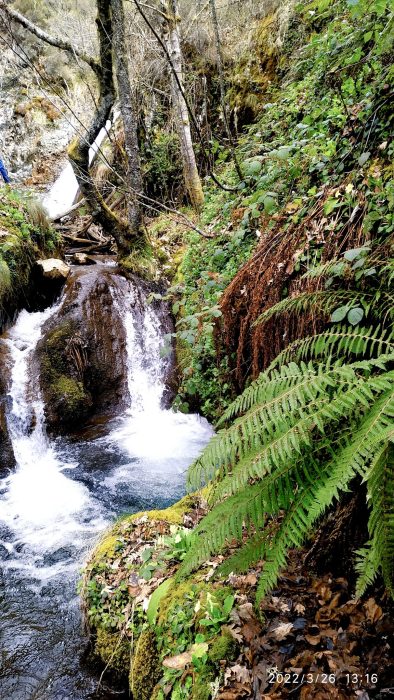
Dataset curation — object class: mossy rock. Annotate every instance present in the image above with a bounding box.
[39,321,92,430]
[209,629,238,664]
[132,494,197,526]
[130,629,161,700]
[94,627,131,678]
[88,494,200,571]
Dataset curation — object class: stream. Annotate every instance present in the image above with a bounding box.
[0,274,212,699]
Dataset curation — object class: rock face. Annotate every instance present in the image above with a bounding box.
[35,265,175,435]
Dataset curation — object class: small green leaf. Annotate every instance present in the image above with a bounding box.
[331,305,349,322]
[223,594,235,616]
[344,246,370,262]
[347,307,364,325]
[358,152,370,166]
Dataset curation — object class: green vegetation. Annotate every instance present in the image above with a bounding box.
[82,497,238,699]
[181,323,394,599]
[0,188,58,322]
[162,0,393,420]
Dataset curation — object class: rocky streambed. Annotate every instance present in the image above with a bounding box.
[0,264,212,699]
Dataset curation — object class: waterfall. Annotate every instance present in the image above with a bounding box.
[42,108,121,221]
[109,282,212,464]
[1,304,95,553]
[0,269,212,698]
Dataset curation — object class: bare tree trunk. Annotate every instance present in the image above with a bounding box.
[110,0,144,239]
[162,0,204,212]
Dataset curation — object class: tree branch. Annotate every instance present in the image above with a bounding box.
[0,2,101,77]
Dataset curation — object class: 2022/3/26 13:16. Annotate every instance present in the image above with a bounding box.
[267,670,379,685]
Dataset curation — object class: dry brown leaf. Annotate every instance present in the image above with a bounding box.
[364,597,383,623]
[271,622,294,641]
[237,602,254,622]
[162,651,192,670]
[224,664,252,684]
[305,634,321,646]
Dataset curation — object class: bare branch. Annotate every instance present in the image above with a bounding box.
[0,2,101,76]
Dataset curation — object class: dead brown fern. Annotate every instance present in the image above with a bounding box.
[219,185,370,390]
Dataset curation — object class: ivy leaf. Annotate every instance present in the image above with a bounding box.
[263,196,277,214]
[344,246,370,262]
[331,305,349,322]
[347,307,364,325]
[324,198,339,215]
[358,152,371,166]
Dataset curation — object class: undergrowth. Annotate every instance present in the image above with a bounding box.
[165,0,393,420]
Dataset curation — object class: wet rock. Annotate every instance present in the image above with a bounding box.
[0,367,15,471]
[35,258,70,281]
[72,253,96,265]
[35,265,175,435]
[43,546,76,566]
[0,544,10,560]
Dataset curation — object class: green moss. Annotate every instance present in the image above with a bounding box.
[92,534,119,561]
[51,375,87,420]
[132,494,196,526]
[130,629,161,700]
[94,627,131,677]
[0,259,11,297]
[191,674,214,700]
[209,630,238,664]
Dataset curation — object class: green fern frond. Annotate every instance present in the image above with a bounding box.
[364,439,394,595]
[183,329,394,600]
[269,326,394,369]
[254,290,394,326]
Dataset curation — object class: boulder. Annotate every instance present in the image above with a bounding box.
[72,253,96,265]
[35,258,70,281]
[35,266,129,434]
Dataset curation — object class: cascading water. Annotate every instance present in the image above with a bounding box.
[0,273,212,699]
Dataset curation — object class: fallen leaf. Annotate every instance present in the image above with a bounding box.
[224,664,252,684]
[163,651,192,669]
[272,622,294,641]
[364,598,383,623]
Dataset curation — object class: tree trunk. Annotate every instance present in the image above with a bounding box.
[110,0,144,239]
[162,0,204,212]
[68,0,134,255]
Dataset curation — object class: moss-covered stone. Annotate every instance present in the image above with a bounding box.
[39,321,92,430]
[130,629,161,700]
[94,627,131,677]
[132,494,197,526]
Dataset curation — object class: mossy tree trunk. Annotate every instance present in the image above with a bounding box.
[161,0,204,212]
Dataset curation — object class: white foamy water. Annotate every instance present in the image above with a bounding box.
[109,284,212,465]
[0,306,100,556]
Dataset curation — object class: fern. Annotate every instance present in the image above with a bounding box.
[254,290,394,326]
[179,326,394,599]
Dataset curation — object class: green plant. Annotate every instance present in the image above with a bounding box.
[179,323,394,601]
